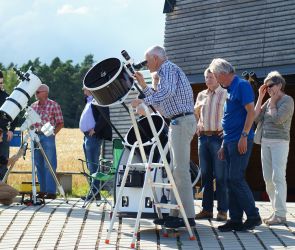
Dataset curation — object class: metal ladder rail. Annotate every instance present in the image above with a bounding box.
[105,107,167,247]
[129,143,168,248]
[105,142,140,244]
[129,104,196,248]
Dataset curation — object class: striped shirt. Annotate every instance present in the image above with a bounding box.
[31,99,64,131]
[194,86,227,131]
[143,60,194,118]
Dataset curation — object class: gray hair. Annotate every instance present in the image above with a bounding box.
[204,68,212,77]
[264,71,286,91]
[37,83,50,93]
[209,58,235,75]
[145,45,167,60]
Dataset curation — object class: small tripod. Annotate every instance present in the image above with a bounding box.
[22,125,67,205]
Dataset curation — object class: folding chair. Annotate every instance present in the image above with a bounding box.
[79,138,124,208]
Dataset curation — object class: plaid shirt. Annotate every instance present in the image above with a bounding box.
[194,86,227,131]
[31,99,64,131]
[143,60,194,118]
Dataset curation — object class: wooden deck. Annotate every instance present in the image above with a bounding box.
[0,199,294,249]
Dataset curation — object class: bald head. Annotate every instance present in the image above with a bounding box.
[35,84,49,103]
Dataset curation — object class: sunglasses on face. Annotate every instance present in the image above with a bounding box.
[267,83,277,89]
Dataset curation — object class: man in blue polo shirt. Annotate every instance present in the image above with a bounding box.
[209,58,261,232]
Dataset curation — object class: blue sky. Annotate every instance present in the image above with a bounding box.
[0,0,166,66]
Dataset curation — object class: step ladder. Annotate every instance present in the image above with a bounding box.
[105,104,196,248]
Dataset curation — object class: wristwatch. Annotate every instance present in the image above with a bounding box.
[241,131,248,137]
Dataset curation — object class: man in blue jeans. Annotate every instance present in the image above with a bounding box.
[209,58,262,231]
[79,88,112,200]
[194,68,228,221]
[32,84,64,199]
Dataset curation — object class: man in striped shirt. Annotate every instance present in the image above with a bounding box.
[31,84,64,199]
[194,68,228,221]
[132,45,196,228]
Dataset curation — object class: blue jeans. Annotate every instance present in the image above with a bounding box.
[0,131,9,180]
[83,135,102,194]
[224,140,260,222]
[198,135,228,212]
[34,135,57,194]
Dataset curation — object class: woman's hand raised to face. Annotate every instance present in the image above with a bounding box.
[258,84,267,99]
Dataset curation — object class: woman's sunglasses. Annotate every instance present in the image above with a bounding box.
[267,83,278,89]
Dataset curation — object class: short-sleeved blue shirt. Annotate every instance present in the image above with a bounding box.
[222,75,254,143]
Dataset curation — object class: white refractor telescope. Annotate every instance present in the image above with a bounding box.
[0,68,42,128]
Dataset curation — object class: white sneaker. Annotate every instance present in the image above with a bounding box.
[263,213,274,223]
[265,215,286,225]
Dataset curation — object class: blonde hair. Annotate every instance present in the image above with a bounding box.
[264,71,286,91]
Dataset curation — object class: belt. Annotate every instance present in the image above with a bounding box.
[35,131,44,135]
[199,131,222,136]
[170,112,194,120]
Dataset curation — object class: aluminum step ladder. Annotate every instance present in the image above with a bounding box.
[105,104,196,248]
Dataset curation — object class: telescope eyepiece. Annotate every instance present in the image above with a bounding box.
[121,50,131,61]
[13,67,30,81]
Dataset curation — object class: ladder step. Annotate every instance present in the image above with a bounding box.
[127,163,165,170]
[127,163,147,170]
[149,163,165,168]
[154,203,180,210]
[151,183,173,189]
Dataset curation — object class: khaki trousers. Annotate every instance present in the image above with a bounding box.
[169,114,197,218]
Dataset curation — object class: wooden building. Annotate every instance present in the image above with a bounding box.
[164,0,295,200]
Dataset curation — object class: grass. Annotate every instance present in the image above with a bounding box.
[8,128,89,197]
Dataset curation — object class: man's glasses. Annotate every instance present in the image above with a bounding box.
[36,91,46,94]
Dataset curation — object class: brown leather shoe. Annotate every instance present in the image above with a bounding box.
[217,211,227,221]
[195,210,213,219]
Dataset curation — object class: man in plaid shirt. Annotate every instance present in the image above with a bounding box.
[31,84,64,199]
[132,45,196,228]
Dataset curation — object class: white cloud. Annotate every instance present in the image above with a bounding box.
[57,4,89,15]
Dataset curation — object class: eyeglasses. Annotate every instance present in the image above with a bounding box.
[267,83,277,89]
[36,91,46,94]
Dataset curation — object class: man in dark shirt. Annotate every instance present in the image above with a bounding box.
[0,70,18,180]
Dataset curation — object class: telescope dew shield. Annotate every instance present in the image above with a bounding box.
[0,70,42,121]
[83,58,134,106]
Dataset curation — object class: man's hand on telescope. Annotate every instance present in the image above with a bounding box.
[134,72,147,89]
[7,131,13,142]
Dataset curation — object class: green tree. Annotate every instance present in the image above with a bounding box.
[0,54,97,128]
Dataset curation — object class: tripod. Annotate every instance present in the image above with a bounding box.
[23,125,67,205]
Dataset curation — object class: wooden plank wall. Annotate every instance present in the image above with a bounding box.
[191,81,295,201]
[164,0,295,76]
